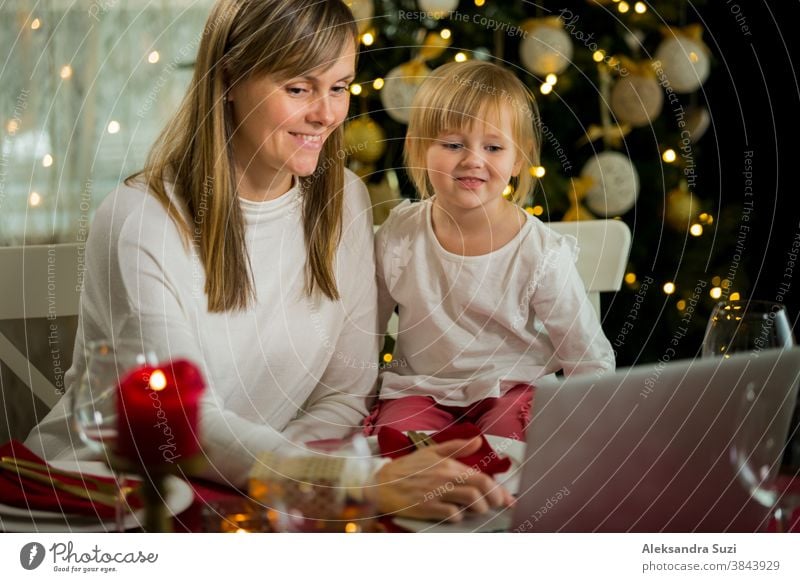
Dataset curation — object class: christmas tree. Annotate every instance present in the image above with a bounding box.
[345,0,729,366]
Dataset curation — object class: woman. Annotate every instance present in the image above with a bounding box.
[26,0,511,521]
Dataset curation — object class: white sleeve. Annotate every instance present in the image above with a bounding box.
[281,179,380,443]
[531,235,615,378]
[115,217,292,488]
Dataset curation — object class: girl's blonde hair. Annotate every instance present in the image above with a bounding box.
[405,60,541,204]
[127,0,358,311]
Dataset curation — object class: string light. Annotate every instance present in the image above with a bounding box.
[721,279,731,289]
[710,287,722,299]
[689,51,699,63]
[662,149,676,163]
[593,50,605,62]
[350,83,362,95]
[689,224,703,236]
[29,192,42,207]
[711,276,721,286]
[382,353,393,363]
[634,2,648,14]
[344,523,359,533]
[503,184,514,197]
[475,0,486,6]
[361,32,375,46]
[531,205,544,216]
[618,1,630,13]
[107,120,121,134]
[454,52,467,62]
[676,299,687,311]
[148,51,160,64]
[60,65,73,79]
[540,82,553,95]
[545,74,558,85]
[663,282,676,295]
[31,18,41,30]
[624,273,637,285]
[372,78,384,90]
[729,292,741,301]
[698,212,714,225]
[440,29,452,40]
[6,120,19,134]
[42,154,53,168]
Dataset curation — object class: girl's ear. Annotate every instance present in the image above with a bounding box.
[512,156,524,177]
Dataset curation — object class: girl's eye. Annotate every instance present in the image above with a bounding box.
[442,142,463,150]
[486,145,503,152]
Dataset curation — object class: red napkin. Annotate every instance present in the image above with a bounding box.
[377,423,512,477]
[0,440,141,519]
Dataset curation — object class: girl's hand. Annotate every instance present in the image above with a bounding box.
[367,437,515,522]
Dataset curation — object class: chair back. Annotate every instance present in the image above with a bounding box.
[546,219,632,317]
[0,244,82,409]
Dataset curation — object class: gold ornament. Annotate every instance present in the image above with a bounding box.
[343,116,386,164]
[577,123,632,148]
[368,170,403,225]
[665,184,699,231]
[562,177,596,222]
[344,0,374,34]
[419,31,452,61]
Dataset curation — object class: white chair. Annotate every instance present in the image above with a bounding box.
[546,219,632,318]
[0,243,82,409]
[383,219,632,339]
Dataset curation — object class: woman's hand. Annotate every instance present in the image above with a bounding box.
[367,437,515,522]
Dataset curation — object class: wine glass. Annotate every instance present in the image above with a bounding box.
[70,339,158,531]
[702,300,794,358]
[702,300,799,531]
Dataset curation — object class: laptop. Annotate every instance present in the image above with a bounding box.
[393,348,800,532]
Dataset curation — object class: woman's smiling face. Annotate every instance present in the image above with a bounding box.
[228,45,356,193]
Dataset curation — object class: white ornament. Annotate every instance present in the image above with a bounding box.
[610,75,664,127]
[520,25,573,76]
[654,36,710,93]
[380,64,430,124]
[345,0,374,34]
[581,152,640,216]
[418,0,459,19]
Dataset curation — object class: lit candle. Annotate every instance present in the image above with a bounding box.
[116,359,205,466]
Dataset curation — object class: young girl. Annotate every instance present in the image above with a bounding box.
[365,60,615,441]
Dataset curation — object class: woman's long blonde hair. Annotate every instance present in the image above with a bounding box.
[405,60,541,204]
[127,0,358,311]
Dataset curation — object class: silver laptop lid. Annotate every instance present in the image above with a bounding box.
[512,348,800,532]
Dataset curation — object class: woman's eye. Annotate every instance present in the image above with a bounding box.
[286,87,308,95]
[332,85,349,94]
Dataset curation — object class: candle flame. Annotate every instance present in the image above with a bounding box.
[149,370,167,391]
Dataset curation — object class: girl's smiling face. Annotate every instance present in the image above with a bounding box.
[425,108,523,214]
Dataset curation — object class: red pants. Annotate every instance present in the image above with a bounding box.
[363,384,533,441]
